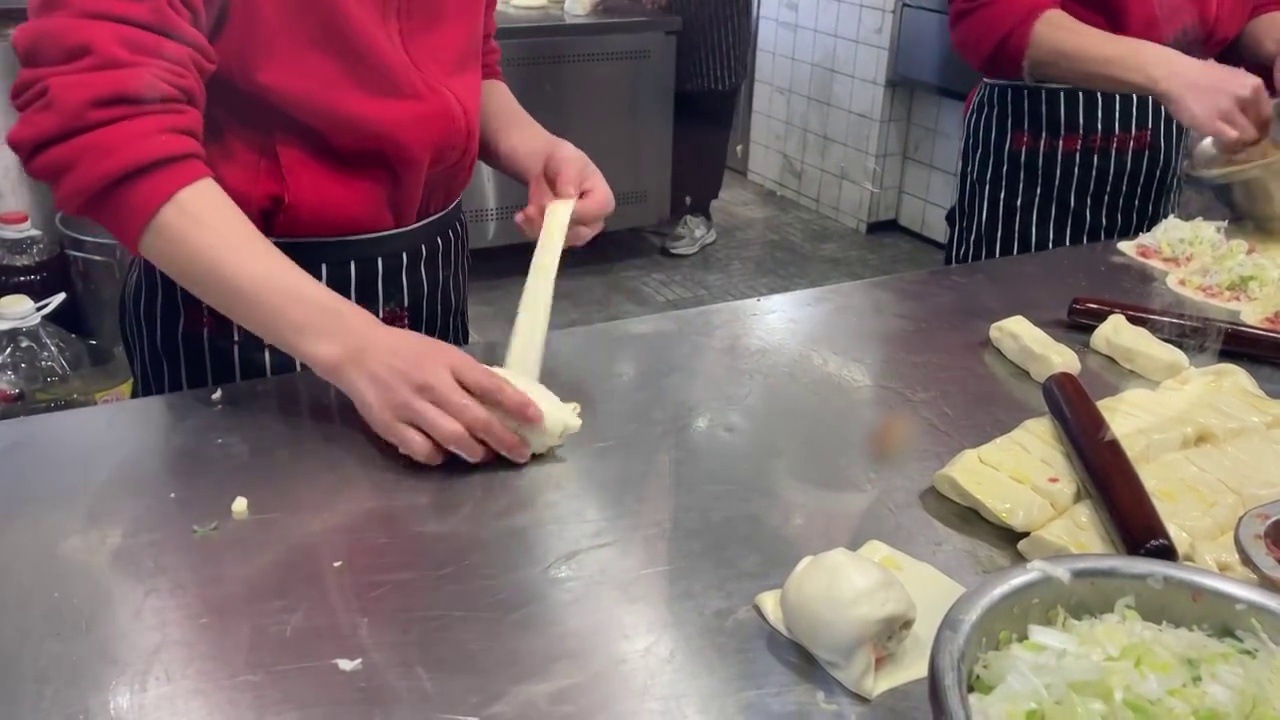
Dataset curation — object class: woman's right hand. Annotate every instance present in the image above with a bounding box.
[319,322,542,466]
[1157,56,1272,153]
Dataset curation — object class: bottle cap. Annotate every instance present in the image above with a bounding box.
[0,294,35,320]
[0,212,32,232]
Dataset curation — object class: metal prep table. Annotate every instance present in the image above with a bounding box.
[3,246,1276,719]
[465,5,681,249]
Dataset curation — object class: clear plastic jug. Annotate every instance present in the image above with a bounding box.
[0,292,94,418]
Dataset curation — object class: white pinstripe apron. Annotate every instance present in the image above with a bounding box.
[119,199,470,398]
[945,80,1188,265]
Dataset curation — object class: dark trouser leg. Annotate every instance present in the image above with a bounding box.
[670,88,742,220]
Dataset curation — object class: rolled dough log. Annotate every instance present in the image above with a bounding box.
[753,541,964,699]
[988,315,1081,383]
[1088,313,1190,381]
[488,366,582,455]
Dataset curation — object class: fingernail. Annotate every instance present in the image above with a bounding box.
[450,447,481,463]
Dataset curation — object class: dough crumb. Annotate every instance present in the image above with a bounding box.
[332,561,343,568]
[230,496,249,519]
[332,658,363,672]
[211,388,223,402]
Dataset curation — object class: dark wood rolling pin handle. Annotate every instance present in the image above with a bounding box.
[1042,373,1179,562]
[1067,297,1280,364]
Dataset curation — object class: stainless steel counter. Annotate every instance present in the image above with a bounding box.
[4,245,1276,719]
[465,4,681,249]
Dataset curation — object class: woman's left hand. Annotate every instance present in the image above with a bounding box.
[516,139,615,247]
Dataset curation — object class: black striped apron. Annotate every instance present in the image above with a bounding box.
[120,199,470,397]
[945,81,1188,265]
[671,0,753,93]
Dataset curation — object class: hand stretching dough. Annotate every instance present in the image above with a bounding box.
[488,366,582,455]
[754,541,964,699]
[988,315,1081,383]
[1089,314,1190,381]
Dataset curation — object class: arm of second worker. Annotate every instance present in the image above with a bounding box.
[952,2,1183,96]
[949,0,1062,80]
[8,0,219,251]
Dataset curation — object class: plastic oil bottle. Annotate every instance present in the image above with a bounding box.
[0,292,95,419]
[0,211,81,335]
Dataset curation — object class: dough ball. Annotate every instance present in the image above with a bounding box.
[488,366,582,455]
[778,548,917,667]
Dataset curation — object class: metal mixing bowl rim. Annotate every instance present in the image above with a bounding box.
[928,555,1280,717]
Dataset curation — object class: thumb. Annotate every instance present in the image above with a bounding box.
[546,151,586,200]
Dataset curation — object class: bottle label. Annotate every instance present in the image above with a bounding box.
[94,380,133,404]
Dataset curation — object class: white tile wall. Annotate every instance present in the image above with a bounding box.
[747,0,908,232]
[895,89,966,243]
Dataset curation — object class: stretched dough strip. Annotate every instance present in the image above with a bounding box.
[504,198,575,380]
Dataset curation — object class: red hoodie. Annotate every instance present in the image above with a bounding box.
[9,0,502,252]
[951,0,1280,85]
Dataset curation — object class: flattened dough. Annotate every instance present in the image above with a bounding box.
[988,315,1081,383]
[1116,239,1176,272]
[754,541,964,699]
[1089,313,1190,381]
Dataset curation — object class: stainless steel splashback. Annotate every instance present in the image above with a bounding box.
[891,0,981,102]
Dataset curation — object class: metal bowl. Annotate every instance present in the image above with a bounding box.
[928,555,1280,719]
[1185,132,1280,232]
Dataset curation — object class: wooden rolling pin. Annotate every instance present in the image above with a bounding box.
[1067,297,1280,364]
[1042,372,1179,561]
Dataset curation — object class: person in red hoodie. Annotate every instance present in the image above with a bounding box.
[10,1,617,466]
[945,1,1280,265]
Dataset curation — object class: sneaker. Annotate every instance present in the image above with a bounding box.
[664,214,718,256]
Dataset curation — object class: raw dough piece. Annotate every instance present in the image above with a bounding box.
[988,315,1081,383]
[1181,444,1280,508]
[1192,532,1259,585]
[997,430,1081,496]
[976,443,1076,513]
[1160,363,1264,396]
[505,198,575,380]
[754,541,963,699]
[1017,501,1116,559]
[1141,454,1243,543]
[509,0,549,7]
[932,450,1058,532]
[488,366,582,455]
[1089,314,1190,381]
[563,0,600,14]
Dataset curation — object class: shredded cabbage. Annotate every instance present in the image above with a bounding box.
[1135,216,1234,262]
[968,597,1280,719]
[1177,252,1280,301]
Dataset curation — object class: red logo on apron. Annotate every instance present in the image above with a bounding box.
[1011,130,1152,153]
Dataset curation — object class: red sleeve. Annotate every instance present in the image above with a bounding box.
[949,0,1061,80]
[8,1,219,252]
[482,0,503,82]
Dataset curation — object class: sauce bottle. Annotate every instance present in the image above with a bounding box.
[0,211,81,335]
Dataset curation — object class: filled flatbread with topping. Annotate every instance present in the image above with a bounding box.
[1117,216,1242,271]
[1165,252,1280,310]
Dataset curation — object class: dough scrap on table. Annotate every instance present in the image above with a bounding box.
[936,362,1280,581]
[753,541,963,700]
[988,315,1081,383]
[1089,313,1190,382]
[488,366,582,455]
